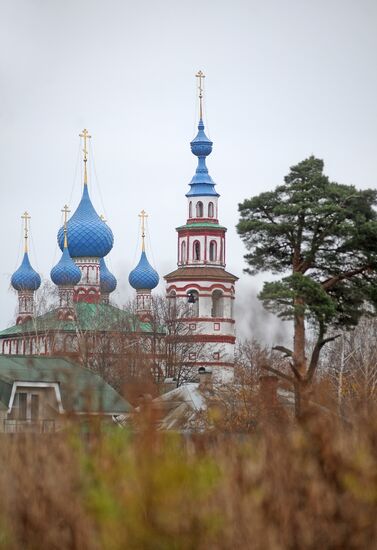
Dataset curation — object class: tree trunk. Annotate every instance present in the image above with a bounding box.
[293,297,306,376]
[294,381,302,419]
[338,334,345,417]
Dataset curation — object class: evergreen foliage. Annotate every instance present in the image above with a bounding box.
[237,156,377,414]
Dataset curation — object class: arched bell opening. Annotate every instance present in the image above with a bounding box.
[211,289,223,318]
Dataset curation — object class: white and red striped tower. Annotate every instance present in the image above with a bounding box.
[164,72,238,382]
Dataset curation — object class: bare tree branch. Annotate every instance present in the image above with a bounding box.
[273,345,293,357]
[261,364,294,384]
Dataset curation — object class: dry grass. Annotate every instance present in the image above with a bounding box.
[1,408,377,549]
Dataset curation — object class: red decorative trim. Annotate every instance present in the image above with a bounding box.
[177,317,235,324]
[178,228,226,238]
[167,282,232,292]
[166,334,236,344]
[174,293,231,298]
[186,217,219,224]
[184,361,235,368]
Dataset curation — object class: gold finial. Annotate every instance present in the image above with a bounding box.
[195,70,205,120]
[21,211,31,253]
[139,209,148,252]
[79,128,91,185]
[61,205,70,248]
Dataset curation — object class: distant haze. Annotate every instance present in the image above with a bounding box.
[1,0,376,345]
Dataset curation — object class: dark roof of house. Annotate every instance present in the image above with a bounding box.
[164,267,238,282]
[0,302,162,338]
[0,355,131,415]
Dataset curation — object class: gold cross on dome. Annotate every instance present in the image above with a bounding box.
[61,205,70,226]
[61,205,70,248]
[79,128,91,161]
[21,211,31,252]
[139,209,148,251]
[79,128,91,185]
[195,70,205,119]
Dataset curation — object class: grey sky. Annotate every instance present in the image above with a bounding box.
[1,0,377,342]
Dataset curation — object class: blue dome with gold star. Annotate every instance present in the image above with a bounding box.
[129,251,159,290]
[57,185,114,258]
[11,252,41,291]
[100,257,117,294]
[51,246,81,287]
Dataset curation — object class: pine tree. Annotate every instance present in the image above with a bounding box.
[237,156,377,417]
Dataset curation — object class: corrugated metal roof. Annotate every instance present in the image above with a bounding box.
[0,355,131,414]
[0,302,156,338]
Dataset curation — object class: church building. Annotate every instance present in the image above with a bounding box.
[0,72,237,384]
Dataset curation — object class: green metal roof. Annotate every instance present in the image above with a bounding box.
[176,222,227,231]
[0,302,155,338]
[0,355,131,414]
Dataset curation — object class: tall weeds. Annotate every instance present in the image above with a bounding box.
[1,409,377,549]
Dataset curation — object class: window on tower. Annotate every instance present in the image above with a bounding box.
[211,290,223,317]
[181,240,186,264]
[196,201,203,217]
[193,241,201,261]
[209,240,217,261]
[208,202,214,218]
[188,290,199,316]
[168,290,177,318]
[189,201,192,218]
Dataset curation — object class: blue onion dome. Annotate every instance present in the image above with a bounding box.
[129,251,159,290]
[100,257,117,293]
[187,119,219,198]
[50,247,82,286]
[11,252,41,291]
[190,119,213,157]
[57,185,114,258]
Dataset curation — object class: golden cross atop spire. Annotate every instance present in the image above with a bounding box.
[61,205,70,248]
[195,70,205,120]
[139,209,148,252]
[79,128,91,185]
[21,211,31,253]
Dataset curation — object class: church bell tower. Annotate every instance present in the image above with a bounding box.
[164,72,238,381]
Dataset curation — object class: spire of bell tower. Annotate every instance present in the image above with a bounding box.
[187,72,219,198]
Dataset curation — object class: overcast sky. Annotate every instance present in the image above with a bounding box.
[1,0,377,343]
